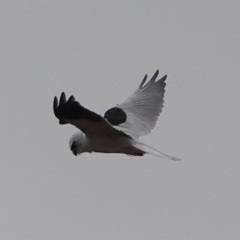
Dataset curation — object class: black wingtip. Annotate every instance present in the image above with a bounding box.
[149,69,159,82]
[53,96,58,118]
[59,92,66,106]
[140,74,148,87]
[160,74,167,82]
[67,95,75,104]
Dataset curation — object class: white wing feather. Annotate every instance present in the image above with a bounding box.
[114,70,166,139]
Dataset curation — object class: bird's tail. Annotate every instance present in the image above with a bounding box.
[132,140,181,161]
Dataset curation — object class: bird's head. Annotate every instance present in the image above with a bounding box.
[69,132,86,156]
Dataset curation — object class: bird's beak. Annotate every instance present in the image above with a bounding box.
[73,151,77,156]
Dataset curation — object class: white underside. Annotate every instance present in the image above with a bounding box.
[85,135,135,154]
[75,133,180,160]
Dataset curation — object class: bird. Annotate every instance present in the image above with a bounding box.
[53,70,180,161]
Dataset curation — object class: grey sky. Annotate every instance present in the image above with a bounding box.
[0,1,239,239]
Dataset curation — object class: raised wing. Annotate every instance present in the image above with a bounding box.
[104,70,166,138]
[53,92,128,137]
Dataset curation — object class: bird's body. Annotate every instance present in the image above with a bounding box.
[70,132,144,156]
[53,69,180,161]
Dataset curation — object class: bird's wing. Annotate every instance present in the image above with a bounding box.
[104,70,166,139]
[53,92,129,137]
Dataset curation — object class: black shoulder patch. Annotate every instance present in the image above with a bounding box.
[104,107,127,125]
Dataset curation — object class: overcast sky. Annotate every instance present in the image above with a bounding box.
[0,1,240,240]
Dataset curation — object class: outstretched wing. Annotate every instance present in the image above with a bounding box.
[53,92,128,137]
[104,70,166,139]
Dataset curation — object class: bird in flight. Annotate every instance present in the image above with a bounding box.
[53,70,180,161]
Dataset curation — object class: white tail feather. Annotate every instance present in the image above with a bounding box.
[133,140,181,161]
